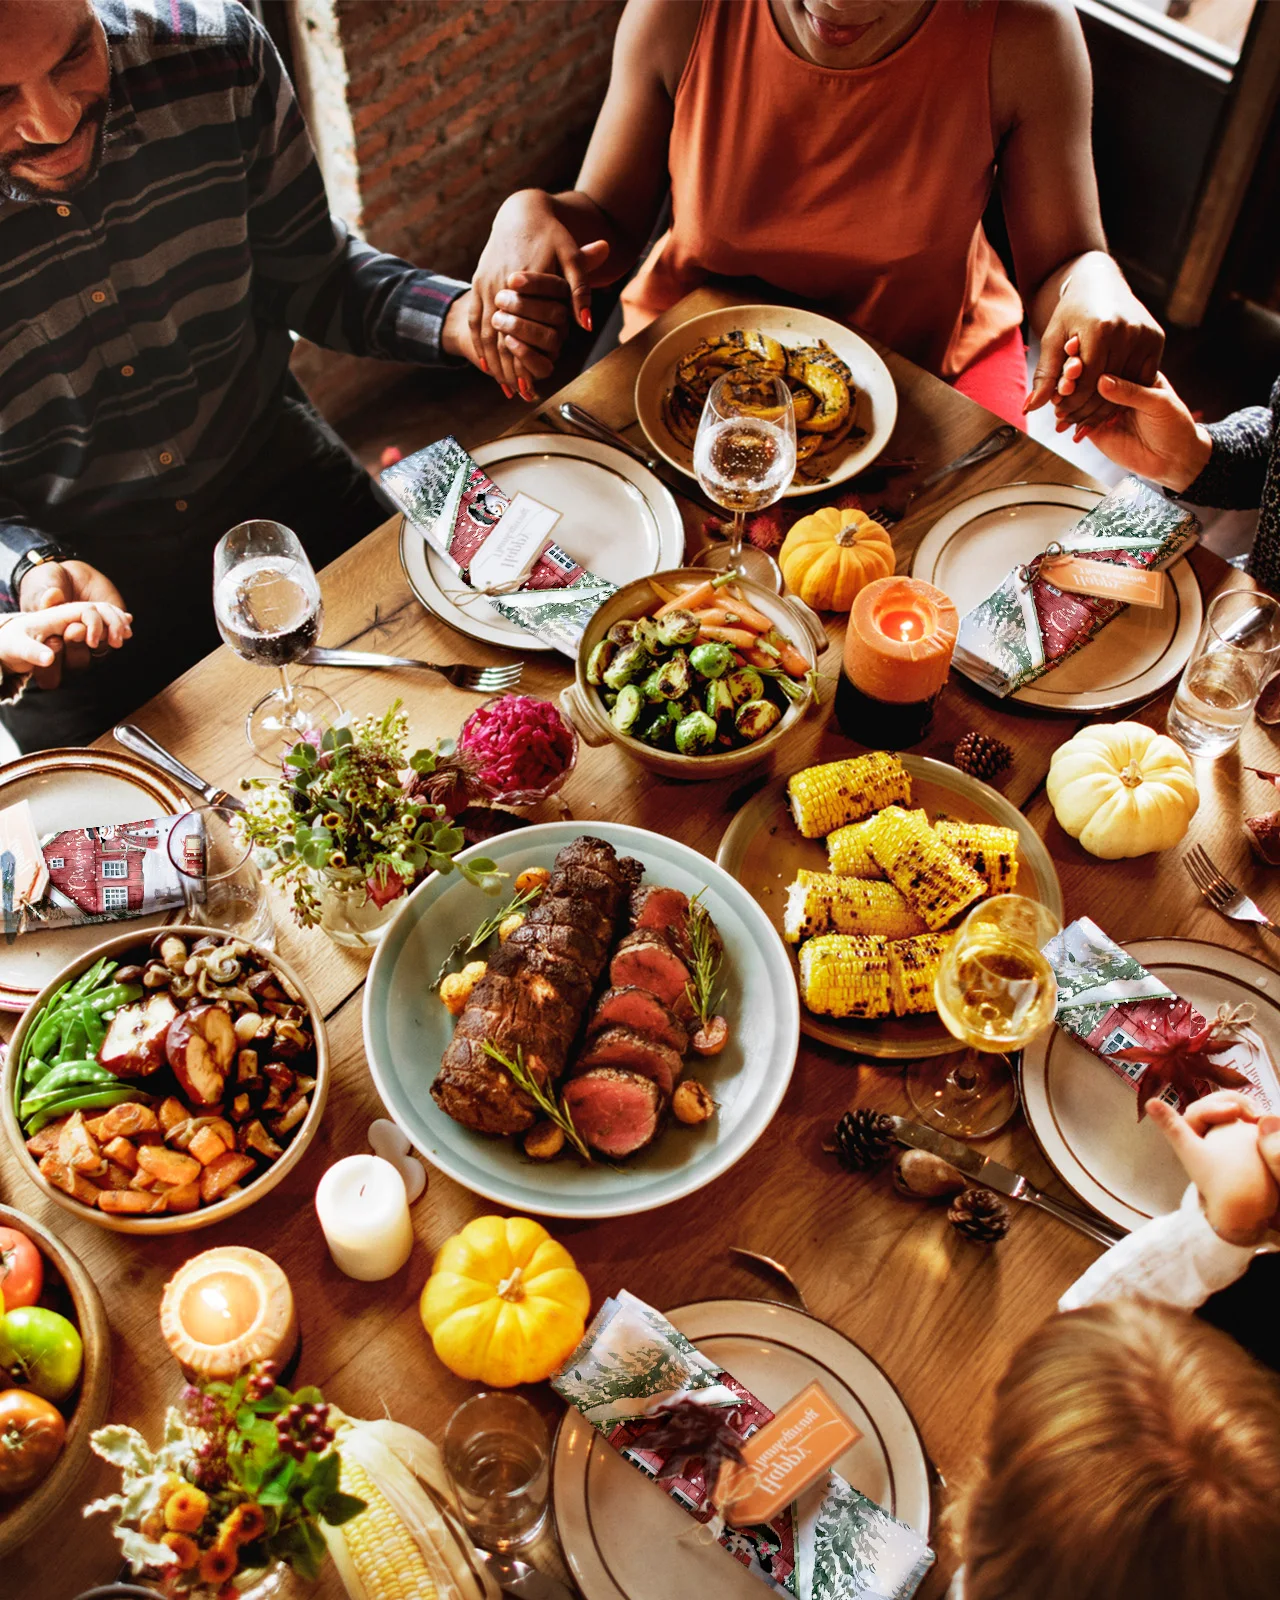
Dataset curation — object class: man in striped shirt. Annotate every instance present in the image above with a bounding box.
[0,0,572,750]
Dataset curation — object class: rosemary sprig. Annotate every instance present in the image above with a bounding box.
[483,1041,595,1164]
[684,889,724,1029]
[432,883,543,987]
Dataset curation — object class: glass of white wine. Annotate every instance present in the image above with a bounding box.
[905,895,1061,1138]
[693,372,796,592]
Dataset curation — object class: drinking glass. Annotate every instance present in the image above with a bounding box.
[905,895,1060,1138]
[444,1392,550,1552]
[167,807,275,949]
[213,520,339,760]
[1166,588,1280,758]
[693,372,796,591]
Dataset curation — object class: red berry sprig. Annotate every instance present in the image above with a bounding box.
[275,1401,334,1461]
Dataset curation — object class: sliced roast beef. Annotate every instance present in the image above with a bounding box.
[630,885,693,959]
[507,917,610,975]
[587,987,689,1054]
[562,1068,664,1157]
[572,1025,683,1097]
[432,1036,537,1135]
[610,930,695,1017]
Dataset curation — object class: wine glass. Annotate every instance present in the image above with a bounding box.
[905,895,1061,1138]
[693,372,796,591]
[167,806,275,949]
[213,520,339,760]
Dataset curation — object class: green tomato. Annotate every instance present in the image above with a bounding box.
[0,1306,83,1402]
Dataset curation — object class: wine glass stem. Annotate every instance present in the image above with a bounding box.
[952,1056,980,1093]
[278,666,297,717]
[727,509,746,564]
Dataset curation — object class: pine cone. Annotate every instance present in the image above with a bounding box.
[953,731,1013,782]
[947,1187,1010,1243]
[829,1108,895,1172]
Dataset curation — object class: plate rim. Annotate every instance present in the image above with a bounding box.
[634,303,898,497]
[550,1295,933,1600]
[361,820,801,1219]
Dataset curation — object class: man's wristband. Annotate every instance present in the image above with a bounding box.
[11,544,77,604]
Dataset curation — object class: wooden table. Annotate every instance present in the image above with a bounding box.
[6,288,1276,1600]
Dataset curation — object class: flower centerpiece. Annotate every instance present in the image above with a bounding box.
[86,1364,363,1596]
[238,704,503,946]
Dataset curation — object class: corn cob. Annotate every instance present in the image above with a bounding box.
[329,1456,438,1600]
[888,933,951,1017]
[784,870,926,942]
[797,933,892,1018]
[865,806,986,931]
[787,752,911,839]
[826,808,929,877]
[933,821,1020,894]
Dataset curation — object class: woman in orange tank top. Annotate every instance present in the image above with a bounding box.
[472,0,1162,433]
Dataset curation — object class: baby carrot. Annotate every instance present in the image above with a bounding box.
[713,591,775,632]
[692,607,769,633]
[697,624,758,649]
[657,579,717,616]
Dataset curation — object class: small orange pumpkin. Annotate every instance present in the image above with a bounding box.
[779,506,895,611]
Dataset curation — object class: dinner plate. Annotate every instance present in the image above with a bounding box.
[911,483,1203,712]
[0,747,190,1012]
[635,304,898,497]
[397,434,686,651]
[1020,938,1280,1233]
[715,757,1063,1058]
[552,1298,932,1600]
[363,821,800,1219]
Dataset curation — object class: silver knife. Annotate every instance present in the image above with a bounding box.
[555,401,722,518]
[475,1549,575,1600]
[113,723,245,813]
[888,1115,1126,1248]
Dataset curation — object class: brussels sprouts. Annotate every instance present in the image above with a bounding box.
[650,653,692,700]
[636,702,678,746]
[655,608,699,648]
[705,677,736,722]
[586,639,615,686]
[674,709,717,756]
[725,666,765,706]
[607,620,638,645]
[632,616,665,655]
[603,691,619,711]
[602,639,650,690]
[689,641,735,680]
[734,698,782,742]
[640,668,666,702]
[610,683,643,733]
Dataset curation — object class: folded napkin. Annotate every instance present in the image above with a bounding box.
[381,436,617,656]
[954,477,1200,697]
[551,1291,933,1600]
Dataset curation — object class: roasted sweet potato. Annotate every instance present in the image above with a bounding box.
[199,1151,256,1202]
[87,1103,160,1141]
[26,1119,69,1158]
[158,1097,188,1133]
[188,1125,229,1166]
[39,1151,102,1206]
[99,1160,138,1191]
[103,1136,139,1172]
[58,1112,106,1176]
[98,1189,164,1214]
[137,1145,201,1187]
[159,1181,201,1213]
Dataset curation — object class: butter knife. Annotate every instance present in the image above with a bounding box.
[554,401,721,517]
[888,1115,1125,1248]
[113,724,245,813]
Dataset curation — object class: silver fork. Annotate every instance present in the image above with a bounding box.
[1184,844,1280,935]
[300,646,521,692]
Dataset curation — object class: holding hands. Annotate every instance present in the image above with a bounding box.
[1054,345,1214,492]
[1,599,132,685]
[1148,1091,1280,1246]
[16,558,131,688]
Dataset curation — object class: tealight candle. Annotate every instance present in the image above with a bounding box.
[838,576,959,747]
[315,1154,414,1281]
[160,1246,296,1381]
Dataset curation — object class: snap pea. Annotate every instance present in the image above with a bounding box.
[66,956,117,999]
[85,982,143,1013]
[27,1003,69,1063]
[24,1086,147,1137]
[22,1056,53,1087]
[56,1015,89,1065]
[21,1072,121,1123]
[80,1004,106,1054]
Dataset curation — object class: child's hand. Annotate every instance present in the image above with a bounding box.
[0,602,132,675]
[1148,1092,1279,1246]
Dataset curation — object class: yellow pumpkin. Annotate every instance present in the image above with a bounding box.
[419,1215,590,1387]
[779,506,895,611]
[1046,721,1199,859]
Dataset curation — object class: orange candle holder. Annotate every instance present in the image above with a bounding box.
[160,1246,297,1382]
[838,576,958,747]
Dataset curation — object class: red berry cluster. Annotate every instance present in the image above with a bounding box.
[244,1361,278,1402]
[275,1401,333,1461]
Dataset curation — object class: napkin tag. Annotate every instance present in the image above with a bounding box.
[716,1382,863,1528]
[467,491,562,595]
[1037,552,1166,608]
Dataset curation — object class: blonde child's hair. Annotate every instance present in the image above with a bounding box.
[961,1298,1280,1600]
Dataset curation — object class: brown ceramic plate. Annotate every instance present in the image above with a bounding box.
[715,756,1063,1057]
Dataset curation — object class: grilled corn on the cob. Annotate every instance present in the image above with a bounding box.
[784,869,926,942]
[788,752,911,838]
[933,821,1020,893]
[866,806,986,930]
[826,808,929,877]
[888,933,951,1017]
[797,933,892,1018]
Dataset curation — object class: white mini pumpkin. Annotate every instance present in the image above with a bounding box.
[1046,721,1199,859]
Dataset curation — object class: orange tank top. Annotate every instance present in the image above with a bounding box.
[620,0,1024,379]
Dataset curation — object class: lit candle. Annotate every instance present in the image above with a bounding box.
[838,576,959,747]
[160,1247,296,1381]
[315,1155,414,1281]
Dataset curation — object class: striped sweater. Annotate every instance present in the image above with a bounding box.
[0,0,467,606]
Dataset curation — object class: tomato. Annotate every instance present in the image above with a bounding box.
[0,1226,44,1310]
[0,1389,66,1494]
[0,1306,83,1402]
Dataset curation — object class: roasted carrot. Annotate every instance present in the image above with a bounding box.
[772,639,810,677]
[656,580,717,617]
[648,578,679,604]
[712,590,775,632]
[696,624,758,649]
[692,606,769,633]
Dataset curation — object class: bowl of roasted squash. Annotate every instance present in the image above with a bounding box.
[2,927,328,1234]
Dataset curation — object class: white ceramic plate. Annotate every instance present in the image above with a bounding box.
[552,1298,932,1600]
[0,748,190,1011]
[911,483,1203,712]
[363,822,800,1219]
[635,304,898,497]
[1020,938,1280,1232]
[397,434,686,651]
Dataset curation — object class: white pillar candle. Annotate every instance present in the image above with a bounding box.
[315,1155,414,1281]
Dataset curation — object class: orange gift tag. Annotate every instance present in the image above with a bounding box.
[716,1382,863,1526]
[1039,555,1166,608]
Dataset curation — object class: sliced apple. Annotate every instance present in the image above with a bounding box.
[98,993,179,1077]
[165,1004,237,1106]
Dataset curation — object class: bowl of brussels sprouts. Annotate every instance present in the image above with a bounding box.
[562,567,828,779]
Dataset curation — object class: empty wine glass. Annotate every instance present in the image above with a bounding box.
[693,372,796,591]
[167,806,275,949]
[213,520,339,760]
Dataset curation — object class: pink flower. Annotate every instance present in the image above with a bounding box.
[366,867,407,908]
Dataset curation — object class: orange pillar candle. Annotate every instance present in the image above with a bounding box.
[838,576,959,746]
[160,1246,297,1381]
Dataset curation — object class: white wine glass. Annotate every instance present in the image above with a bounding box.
[693,372,796,591]
[213,520,339,761]
[905,895,1060,1138]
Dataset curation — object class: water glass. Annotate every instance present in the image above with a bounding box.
[1167,589,1280,758]
[444,1392,550,1552]
[693,371,796,591]
[167,806,275,949]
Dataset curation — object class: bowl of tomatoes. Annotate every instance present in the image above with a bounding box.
[0,1202,111,1557]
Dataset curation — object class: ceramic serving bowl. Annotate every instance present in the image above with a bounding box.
[2,927,329,1236]
[0,1202,112,1558]
[561,567,828,781]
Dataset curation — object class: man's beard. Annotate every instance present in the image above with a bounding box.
[0,101,108,203]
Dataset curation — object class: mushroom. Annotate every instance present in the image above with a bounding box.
[246,971,285,1003]
[270,1093,310,1137]
[278,972,302,1003]
[272,1019,310,1058]
[239,1119,284,1160]
[156,934,189,971]
[236,1049,262,1084]
[115,964,145,984]
[142,960,172,989]
[204,949,243,985]
[169,971,197,1001]
[234,1011,268,1045]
